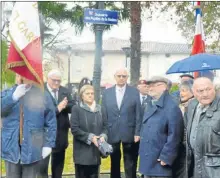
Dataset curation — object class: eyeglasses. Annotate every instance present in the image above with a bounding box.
[50,78,61,83]
[196,87,212,95]
[116,75,127,78]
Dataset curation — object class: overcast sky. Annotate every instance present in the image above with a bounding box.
[61,17,187,44]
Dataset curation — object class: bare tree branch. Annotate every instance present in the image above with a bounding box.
[43,27,67,48]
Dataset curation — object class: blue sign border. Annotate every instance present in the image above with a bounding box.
[84,8,118,25]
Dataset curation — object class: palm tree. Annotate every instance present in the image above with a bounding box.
[130,2,142,86]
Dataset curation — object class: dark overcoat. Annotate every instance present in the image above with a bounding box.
[45,84,75,151]
[70,103,108,165]
[139,91,184,177]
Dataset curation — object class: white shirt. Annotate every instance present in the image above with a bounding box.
[140,94,147,105]
[115,85,126,109]
[47,83,59,101]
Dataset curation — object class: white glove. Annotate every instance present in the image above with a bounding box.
[12,84,31,101]
[42,147,52,159]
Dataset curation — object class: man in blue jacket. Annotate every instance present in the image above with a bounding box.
[1,76,57,178]
[139,76,183,178]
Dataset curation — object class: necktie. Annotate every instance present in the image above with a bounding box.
[52,90,58,104]
[142,96,145,105]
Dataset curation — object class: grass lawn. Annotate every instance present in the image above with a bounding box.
[1,131,125,175]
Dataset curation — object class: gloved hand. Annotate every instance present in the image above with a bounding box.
[12,84,31,101]
[97,138,113,158]
[42,147,52,159]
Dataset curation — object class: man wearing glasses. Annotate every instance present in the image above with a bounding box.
[102,67,141,178]
[139,76,183,178]
[40,69,75,178]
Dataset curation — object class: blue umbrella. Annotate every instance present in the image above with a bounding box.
[166,53,220,74]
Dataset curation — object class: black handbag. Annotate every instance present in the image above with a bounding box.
[97,138,113,158]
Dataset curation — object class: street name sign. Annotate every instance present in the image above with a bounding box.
[84,9,118,25]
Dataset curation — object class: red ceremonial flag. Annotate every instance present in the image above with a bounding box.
[192,1,206,78]
[6,2,43,88]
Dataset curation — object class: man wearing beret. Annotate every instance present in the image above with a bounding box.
[139,76,184,178]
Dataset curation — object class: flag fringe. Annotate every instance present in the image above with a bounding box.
[7,61,26,68]
[8,33,44,90]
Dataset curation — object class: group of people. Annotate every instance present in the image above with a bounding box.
[1,67,220,178]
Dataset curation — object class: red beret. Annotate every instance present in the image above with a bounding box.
[138,79,147,85]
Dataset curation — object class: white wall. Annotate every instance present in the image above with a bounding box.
[141,53,189,83]
[54,51,190,85]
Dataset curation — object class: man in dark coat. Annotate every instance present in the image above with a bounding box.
[186,77,220,178]
[139,76,184,178]
[102,67,141,178]
[42,69,75,178]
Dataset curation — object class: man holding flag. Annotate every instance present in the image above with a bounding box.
[1,2,57,178]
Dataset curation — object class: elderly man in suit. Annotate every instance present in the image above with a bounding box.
[139,76,184,178]
[41,69,75,178]
[102,67,141,178]
[186,77,220,178]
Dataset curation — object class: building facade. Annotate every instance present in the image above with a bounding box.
[44,38,219,86]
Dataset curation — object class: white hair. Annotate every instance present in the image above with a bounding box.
[47,69,62,78]
[114,66,128,75]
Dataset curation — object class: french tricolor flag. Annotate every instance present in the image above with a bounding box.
[191,1,205,55]
[6,2,44,88]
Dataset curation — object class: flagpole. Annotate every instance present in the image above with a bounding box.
[193,1,203,78]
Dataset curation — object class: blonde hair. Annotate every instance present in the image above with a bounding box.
[79,85,94,100]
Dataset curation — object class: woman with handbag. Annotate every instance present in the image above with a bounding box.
[70,84,108,178]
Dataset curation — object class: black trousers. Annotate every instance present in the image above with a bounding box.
[38,149,66,178]
[110,142,139,178]
[75,164,99,178]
